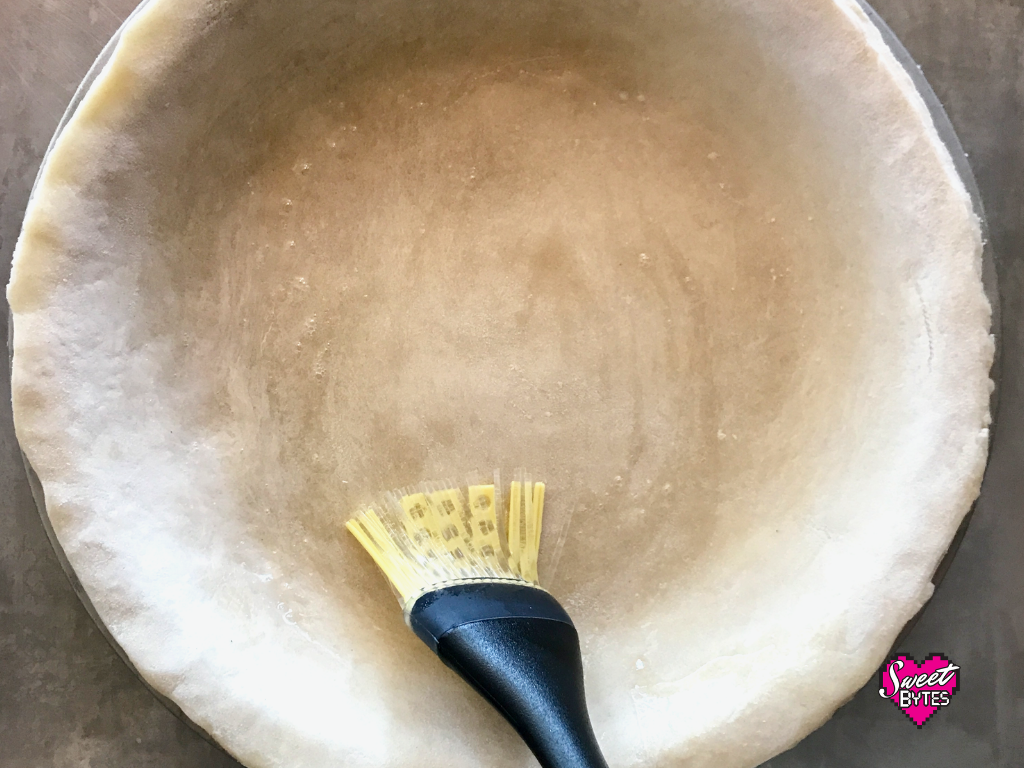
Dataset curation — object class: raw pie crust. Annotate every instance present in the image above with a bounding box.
[9,0,992,766]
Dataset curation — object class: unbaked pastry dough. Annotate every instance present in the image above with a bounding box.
[9,0,992,766]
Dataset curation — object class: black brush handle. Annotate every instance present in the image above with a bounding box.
[440,617,609,768]
[409,584,610,768]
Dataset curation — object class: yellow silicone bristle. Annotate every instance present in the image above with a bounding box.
[467,483,502,559]
[346,472,546,612]
[510,471,545,584]
[506,479,523,576]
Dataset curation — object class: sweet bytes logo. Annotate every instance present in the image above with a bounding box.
[878,654,960,727]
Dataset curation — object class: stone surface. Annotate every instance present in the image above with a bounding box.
[0,1,1020,766]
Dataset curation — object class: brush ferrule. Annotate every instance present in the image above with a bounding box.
[408,582,571,653]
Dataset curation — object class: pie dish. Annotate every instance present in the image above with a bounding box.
[9,0,994,766]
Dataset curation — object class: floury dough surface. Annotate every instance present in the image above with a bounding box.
[7,0,993,766]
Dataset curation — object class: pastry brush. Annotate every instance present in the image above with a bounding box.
[346,471,609,768]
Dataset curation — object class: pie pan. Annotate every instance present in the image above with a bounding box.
[9,0,997,766]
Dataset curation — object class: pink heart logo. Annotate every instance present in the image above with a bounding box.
[878,654,960,727]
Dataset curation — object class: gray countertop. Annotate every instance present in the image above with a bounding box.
[1,1,1021,766]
